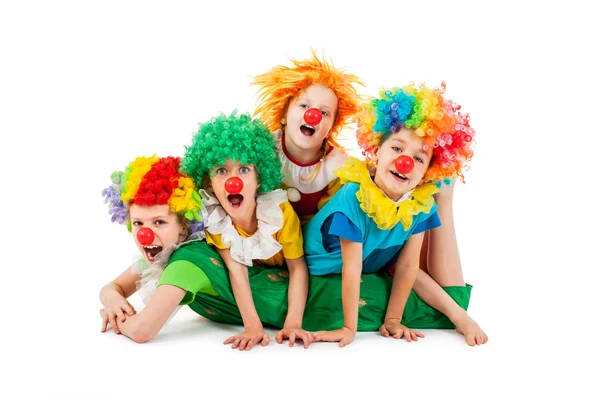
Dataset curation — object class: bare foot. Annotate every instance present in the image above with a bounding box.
[454,313,488,346]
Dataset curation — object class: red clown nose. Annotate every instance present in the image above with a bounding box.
[225,177,244,194]
[303,108,322,125]
[137,227,155,246]
[394,155,414,174]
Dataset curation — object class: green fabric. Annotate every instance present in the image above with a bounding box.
[173,242,472,331]
[159,258,218,305]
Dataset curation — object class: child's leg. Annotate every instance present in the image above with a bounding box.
[413,269,488,346]
[419,231,429,271]
[417,180,488,345]
[425,179,465,286]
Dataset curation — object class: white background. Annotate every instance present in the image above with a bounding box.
[1,1,598,397]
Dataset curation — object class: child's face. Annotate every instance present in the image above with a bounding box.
[280,83,338,153]
[210,160,259,219]
[129,204,187,264]
[372,128,433,201]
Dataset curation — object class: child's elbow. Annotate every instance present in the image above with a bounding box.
[130,328,152,344]
[128,322,155,344]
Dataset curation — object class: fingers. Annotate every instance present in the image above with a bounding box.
[275,330,284,344]
[314,331,334,342]
[379,325,390,337]
[223,334,238,345]
[289,332,296,347]
[339,336,352,348]
[107,313,120,334]
[261,333,270,346]
[100,310,108,333]
[243,339,255,351]
[115,308,125,323]
[123,302,136,316]
[392,328,403,340]
[298,331,314,349]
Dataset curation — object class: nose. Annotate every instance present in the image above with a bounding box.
[303,108,322,125]
[137,227,155,246]
[394,155,414,174]
[225,176,244,194]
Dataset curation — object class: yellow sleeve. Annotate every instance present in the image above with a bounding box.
[317,177,342,211]
[276,202,304,260]
[205,231,228,250]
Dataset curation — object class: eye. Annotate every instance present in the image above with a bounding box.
[215,168,227,175]
[154,220,166,226]
[300,104,309,109]
[392,146,402,153]
[132,221,142,227]
[321,110,328,116]
[414,156,424,164]
[240,166,250,174]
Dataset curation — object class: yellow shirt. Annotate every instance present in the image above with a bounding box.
[206,201,303,267]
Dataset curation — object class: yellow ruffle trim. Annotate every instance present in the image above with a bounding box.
[334,157,439,230]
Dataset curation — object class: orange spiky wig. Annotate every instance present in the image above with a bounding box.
[252,50,364,149]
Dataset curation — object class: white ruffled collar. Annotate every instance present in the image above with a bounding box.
[273,129,348,193]
[200,189,288,266]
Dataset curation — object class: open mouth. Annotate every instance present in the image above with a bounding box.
[143,245,163,262]
[227,194,244,208]
[300,124,316,136]
[390,170,408,182]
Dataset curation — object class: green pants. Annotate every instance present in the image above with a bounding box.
[186,252,471,331]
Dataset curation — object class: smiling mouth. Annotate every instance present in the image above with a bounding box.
[390,170,409,182]
[227,194,244,208]
[144,245,163,262]
[300,124,316,136]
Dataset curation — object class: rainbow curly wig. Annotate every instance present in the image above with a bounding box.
[102,155,204,234]
[181,112,283,193]
[252,49,364,149]
[356,82,475,182]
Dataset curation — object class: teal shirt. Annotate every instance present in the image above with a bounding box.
[303,182,439,275]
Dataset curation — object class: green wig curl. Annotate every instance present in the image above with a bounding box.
[182,112,283,193]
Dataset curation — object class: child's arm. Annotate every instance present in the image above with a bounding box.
[217,247,270,350]
[380,233,425,342]
[314,237,362,347]
[275,256,314,348]
[113,284,185,343]
[99,267,140,334]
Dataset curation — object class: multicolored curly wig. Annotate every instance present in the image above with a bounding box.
[252,49,364,149]
[356,82,475,182]
[102,155,204,234]
[181,112,283,193]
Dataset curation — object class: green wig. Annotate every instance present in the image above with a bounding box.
[182,112,283,193]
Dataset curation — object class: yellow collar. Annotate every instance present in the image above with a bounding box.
[334,157,439,230]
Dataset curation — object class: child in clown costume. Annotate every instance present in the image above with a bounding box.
[303,82,488,347]
[99,155,216,341]
[252,50,364,224]
[181,112,314,350]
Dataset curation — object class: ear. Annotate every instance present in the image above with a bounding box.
[371,146,379,165]
[280,116,286,125]
[178,225,187,243]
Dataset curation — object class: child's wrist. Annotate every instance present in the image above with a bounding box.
[385,317,402,324]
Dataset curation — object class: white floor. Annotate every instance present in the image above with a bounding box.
[5,284,594,398]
